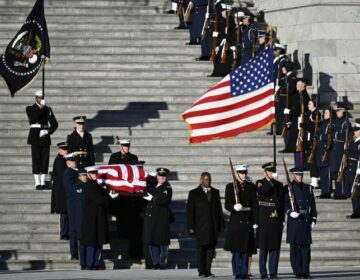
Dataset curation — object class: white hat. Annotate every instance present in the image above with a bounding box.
[235,164,249,172]
[220,3,232,11]
[85,166,99,173]
[274,43,286,50]
[34,90,43,97]
[119,139,131,145]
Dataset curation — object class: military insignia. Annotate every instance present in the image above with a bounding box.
[164,190,168,195]
[257,182,262,188]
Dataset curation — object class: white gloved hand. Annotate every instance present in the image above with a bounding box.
[40,99,46,106]
[311,222,316,229]
[297,117,302,130]
[356,168,360,175]
[233,203,243,211]
[39,129,48,137]
[290,211,300,219]
[230,46,236,51]
[109,190,119,199]
[143,193,153,201]
[253,224,258,229]
[205,12,209,19]
[212,31,219,38]
[272,173,279,180]
[283,108,290,115]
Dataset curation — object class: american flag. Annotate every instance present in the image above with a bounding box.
[97,164,147,194]
[182,46,275,144]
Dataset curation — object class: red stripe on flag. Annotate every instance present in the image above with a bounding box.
[126,164,134,183]
[189,114,275,144]
[183,89,273,119]
[192,92,230,108]
[190,101,274,130]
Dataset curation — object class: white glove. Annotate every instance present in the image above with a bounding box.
[205,12,209,19]
[311,222,316,229]
[233,203,243,211]
[253,224,258,229]
[230,46,236,51]
[356,169,360,175]
[143,193,153,201]
[290,211,300,219]
[212,31,219,38]
[109,190,119,199]
[272,173,279,180]
[39,129,48,137]
[297,117,302,130]
[283,108,290,114]
[40,99,46,105]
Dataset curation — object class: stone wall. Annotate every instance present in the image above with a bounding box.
[255,0,360,105]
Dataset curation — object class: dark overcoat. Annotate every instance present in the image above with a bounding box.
[256,178,286,250]
[67,130,95,168]
[142,182,173,245]
[51,154,67,213]
[316,119,331,168]
[187,186,224,246]
[81,180,111,246]
[108,151,138,165]
[224,181,258,252]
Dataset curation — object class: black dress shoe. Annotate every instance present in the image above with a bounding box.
[186,42,200,45]
[278,149,292,153]
[71,255,79,260]
[317,193,331,199]
[303,274,312,279]
[206,273,215,278]
[269,274,278,279]
[152,264,160,270]
[195,56,210,61]
[35,185,42,190]
[207,74,223,77]
[80,265,86,270]
[333,195,347,200]
[261,274,268,279]
[346,213,360,219]
[164,9,175,14]
[60,235,69,240]
[174,26,188,30]
[199,274,206,278]
[159,265,167,270]
[295,274,302,279]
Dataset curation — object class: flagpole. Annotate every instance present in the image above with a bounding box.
[42,59,45,99]
[272,122,276,166]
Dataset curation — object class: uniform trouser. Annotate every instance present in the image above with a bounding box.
[352,197,360,214]
[294,151,305,169]
[69,231,86,266]
[232,251,249,277]
[143,243,153,268]
[85,246,101,268]
[149,245,168,266]
[60,213,69,238]
[31,145,50,174]
[319,166,331,194]
[200,36,211,57]
[331,171,344,197]
[178,14,186,28]
[344,169,356,198]
[196,243,215,276]
[259,249,280,276]
[290,244,311,276]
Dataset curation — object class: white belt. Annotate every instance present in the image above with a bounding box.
[30,124,41,128]
[239,207,251,212]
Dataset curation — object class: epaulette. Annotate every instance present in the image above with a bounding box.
[256,179,263,188]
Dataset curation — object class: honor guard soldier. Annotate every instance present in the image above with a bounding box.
[329,103,352,199]
[304,97,322,188]
[67,116,95,168]
[108,139,138,165]
[82,166,119,270]
[142,168,173,269]
[63,155,85,264]
[256,162,286,279]
[224,164,258,280]
[255,30,268,56]
[186,0,209,45]
[285,167,317,279]
[26,90,58,189]
[239,12,257,65]
[50,142,69,240]
[187,172,224,278]
[316,108,334,199]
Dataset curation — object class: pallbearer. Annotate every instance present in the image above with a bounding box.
[256,162,286,279]
[285,167,317,279]
[224,164,258,280]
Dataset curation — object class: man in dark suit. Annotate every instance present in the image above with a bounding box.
[187,172,224,278]
[67,116,94,168]
[142,168,173,269]
[26,90,58,189]
[50,142,69,240]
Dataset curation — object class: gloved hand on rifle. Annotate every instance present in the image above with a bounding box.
[283,108,290,115]
[39,129,49,138]
[143,193,153,201]
[189,228,195,235]
[290,211,300,219]
[357,168,360,175]
[233,203,243,212]
[109,190,119,199]
[311,222,316,229]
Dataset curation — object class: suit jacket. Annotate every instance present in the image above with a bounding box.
[187,185,224,246]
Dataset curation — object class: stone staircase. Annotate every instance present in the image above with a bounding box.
[0,0,359,271]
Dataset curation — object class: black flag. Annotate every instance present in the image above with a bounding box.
[0,0,50,97]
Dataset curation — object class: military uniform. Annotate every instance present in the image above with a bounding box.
[187,0,208,45]
[224,164,258,279]
[240,18,257,65]
[256,163,286,279]
[329,107,352,198]
[187,184,224,277]
[26,91,58,189]
[285,168,317,279]
[50,142,69,240]
[142,168,173,268]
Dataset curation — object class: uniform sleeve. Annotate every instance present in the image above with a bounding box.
[284,189,291,216]
[153,187,172,206]
[186,191,195,231]
[66,134,74,153]
[48,107,58,135]
[217,190,225,231]
[88,133,95,165]
[252,185,259,225]
[224,184,237,213]
[26,105,43,123]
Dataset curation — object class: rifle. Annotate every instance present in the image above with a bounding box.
[351,161,360,199]
[177,0,185,17]
[296,93,305,152]
[283,158,299,213]
[321,107,334,162]
[231,14,241,70]
[281,77,290,139]
[210,13,219,62]
[307,108,320,164]
[184,0,194,23]
[337,116,351,182]
[220,5,230,64]
[201,0,211,41]
[229,157,240,204]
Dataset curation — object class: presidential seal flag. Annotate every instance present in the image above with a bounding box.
[0,0,50,97]
[182,46,275,144]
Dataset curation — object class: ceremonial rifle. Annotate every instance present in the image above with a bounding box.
[210,13,219,62]
[337,115,351,182]
[296,93,305,152]
[201,0,211,41]
[184,0,194,23]
[321,107,334,162]
[307,107,320,164]
[281,76,290,139]
[177,0,185,17]
[229,157,240,204]
[231,13,241,70]
[283,158,299,213]
[351,161,360,199]
[220,3,230,64]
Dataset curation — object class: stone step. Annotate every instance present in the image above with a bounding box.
[0,0,167,7]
